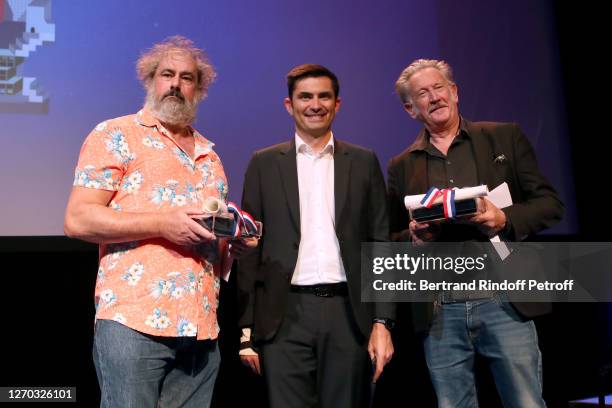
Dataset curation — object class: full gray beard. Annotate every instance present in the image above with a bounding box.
[145,91,198,127]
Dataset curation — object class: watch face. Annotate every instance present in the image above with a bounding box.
[374,318,395,330]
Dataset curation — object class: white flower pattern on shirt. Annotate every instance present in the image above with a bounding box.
[122,262,144,286]
[145,308,172,330]
[73,110,226,339]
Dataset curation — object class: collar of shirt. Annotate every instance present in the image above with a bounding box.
[135,108,215,158]
[408,116,471,154]
[295,132,335,157]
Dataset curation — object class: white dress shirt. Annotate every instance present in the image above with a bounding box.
[292,133,347,285]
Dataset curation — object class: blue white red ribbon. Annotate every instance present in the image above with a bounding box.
[421,187,442,208]
[442,189,456,218]
[227,201,260,237]
[419,187,456,219]
[226,202,242,237]
[420,187,441,208]
[240,211,259,236]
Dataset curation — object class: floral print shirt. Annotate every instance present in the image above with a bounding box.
[73,109,228,340]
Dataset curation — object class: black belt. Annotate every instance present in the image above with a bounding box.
[290,282,348,297]
[437,290,496,303]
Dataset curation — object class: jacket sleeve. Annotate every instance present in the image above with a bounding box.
[387,156,410,241]
[502,124,564,240]
[236,152,263,328]
[368,152,396,320]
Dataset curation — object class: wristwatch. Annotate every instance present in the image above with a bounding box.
[372,317,396,331]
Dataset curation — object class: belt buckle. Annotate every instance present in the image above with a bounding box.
[314,286,333,297]
[438,292,456,303]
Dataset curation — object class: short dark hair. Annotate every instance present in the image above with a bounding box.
[286,64,340,98]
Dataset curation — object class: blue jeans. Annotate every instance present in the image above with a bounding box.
[423,297,546,408]
[93,319,220,408]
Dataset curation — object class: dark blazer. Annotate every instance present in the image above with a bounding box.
[237,138,395,344]
[387,120,564,332]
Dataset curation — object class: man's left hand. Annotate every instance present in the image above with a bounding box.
[469,198,507,236]
[229,236,258,258]
[368,323,394,383]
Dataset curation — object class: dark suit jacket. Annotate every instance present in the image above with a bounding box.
[237,138,395,344]
[387,120,564,332]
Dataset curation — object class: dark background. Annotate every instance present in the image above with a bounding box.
[1,2,610,407]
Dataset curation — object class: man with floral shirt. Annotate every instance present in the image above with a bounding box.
[64,36,256,408]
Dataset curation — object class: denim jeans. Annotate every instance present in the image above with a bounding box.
[423,297,546,408]
[93,319,220,408]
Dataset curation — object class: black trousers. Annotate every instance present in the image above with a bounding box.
[260,291,371,408]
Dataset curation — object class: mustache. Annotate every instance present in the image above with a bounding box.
[162,88,185,102]
[429,103,447,112]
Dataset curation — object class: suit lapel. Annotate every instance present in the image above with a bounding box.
[334,140,351,227]
[408,154,428,194]
[465,120,497,188]
[406,129,429,194]
[278,140,301,231]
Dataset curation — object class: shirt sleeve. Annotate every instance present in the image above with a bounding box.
[73,122,131,192]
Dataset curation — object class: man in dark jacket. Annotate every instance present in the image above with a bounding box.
[237,64,395,408]
[388,58,563,407]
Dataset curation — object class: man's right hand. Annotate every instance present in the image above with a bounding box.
[65,187,217,245]
[239,327,261,375]
[408,219,440,245]
[239,348,261,375]
[159,207,216,246]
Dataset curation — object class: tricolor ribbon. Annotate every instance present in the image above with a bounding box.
[420,187,441,208]
[227,201,260,237]
[419,187,456,219]
[442,189,456,218]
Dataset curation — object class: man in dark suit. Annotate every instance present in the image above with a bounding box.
[237,64,395,408]
[388,59,563,407]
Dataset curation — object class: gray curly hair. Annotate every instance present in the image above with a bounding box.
[136,35,216,101]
